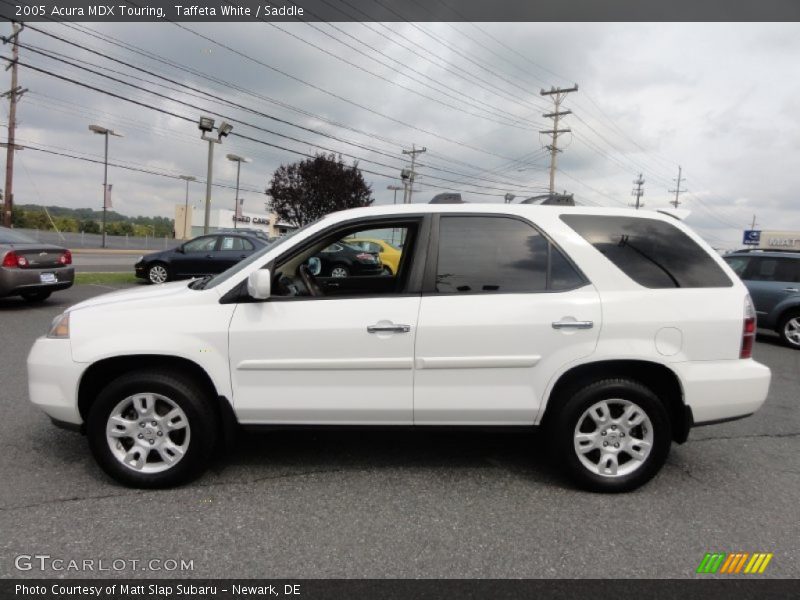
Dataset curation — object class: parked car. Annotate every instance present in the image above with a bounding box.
[135,232,269,284]
[344,237,403,275]
[0,226,74,302]
[724,249,800,348]
[313,241,383,278]
[28,205,770,492]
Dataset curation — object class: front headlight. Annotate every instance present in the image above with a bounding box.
[47,312,70,339]
[136,256,144,264]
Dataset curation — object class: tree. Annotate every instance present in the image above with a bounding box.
[267,153,373,227]
[80,219,101,234]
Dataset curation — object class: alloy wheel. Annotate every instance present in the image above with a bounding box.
[330,266,349,278]
[573,399,654,478]
[105,393,191,474]
[783,317,800,347]
[149,264,168,284]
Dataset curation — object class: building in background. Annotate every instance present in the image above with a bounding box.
[173,205,296,239]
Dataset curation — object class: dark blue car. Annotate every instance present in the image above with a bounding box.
[135,232,270,284]
[724,249,800,349]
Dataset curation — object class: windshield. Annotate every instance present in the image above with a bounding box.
[0,228,37,244]
[201,224,309,290]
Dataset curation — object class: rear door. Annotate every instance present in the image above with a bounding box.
[216,235,255,271]
[742,257,800,320]
[413,215,601,425]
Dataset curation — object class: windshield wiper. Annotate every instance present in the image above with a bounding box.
[189,275,214,290]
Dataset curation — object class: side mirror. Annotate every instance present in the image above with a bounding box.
[247,269,271,300]
[307,256,322,276]
[175,245,185,254]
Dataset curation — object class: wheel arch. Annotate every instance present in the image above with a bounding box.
[775,303,800,332]
[539,359,690,443]
[77,354,238,447]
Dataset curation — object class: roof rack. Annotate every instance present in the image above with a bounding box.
[731,248,800,254]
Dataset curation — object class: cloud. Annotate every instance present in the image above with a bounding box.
[2,21,797,248]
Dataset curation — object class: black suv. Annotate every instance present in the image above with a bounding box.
[724,249,800,348]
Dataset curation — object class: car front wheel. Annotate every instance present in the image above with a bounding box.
[148,262,170,284]
[87,370,217,488]
[551,378,671,493]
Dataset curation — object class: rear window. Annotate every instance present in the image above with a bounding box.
[561,215,732,288]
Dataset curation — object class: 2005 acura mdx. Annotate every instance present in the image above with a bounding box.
[27,204,771,492]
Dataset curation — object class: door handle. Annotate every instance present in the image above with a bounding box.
[784,287,799,293]
[367,323,411,334]
[552,320,594,330]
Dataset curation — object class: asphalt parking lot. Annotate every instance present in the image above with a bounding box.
[0,284,798,579]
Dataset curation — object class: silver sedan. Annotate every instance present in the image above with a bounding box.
[0,227,74,302]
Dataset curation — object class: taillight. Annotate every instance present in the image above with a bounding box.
[58,250,72,265]
[741,295,756,359]
[2,251,27,268]
[355,252,376,263]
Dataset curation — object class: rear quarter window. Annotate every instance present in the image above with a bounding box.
[561,214,732,288]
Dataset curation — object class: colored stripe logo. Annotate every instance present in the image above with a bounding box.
[696,552,773,574]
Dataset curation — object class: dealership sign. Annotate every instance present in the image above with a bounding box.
[742,230,761,245]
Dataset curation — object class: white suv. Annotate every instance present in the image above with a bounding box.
[27,204,771,492]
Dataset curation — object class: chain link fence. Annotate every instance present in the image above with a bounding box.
[14,228,179,251]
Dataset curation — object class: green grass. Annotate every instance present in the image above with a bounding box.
[75,272,139,285]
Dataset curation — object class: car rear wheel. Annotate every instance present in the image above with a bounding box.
[551,378,671,493]
[330,265,349,278]
[87,370,217,488]
[20,290,51,302]
[778,311,800,349]
[148,262,170,284]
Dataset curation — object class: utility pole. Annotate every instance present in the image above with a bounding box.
[540,84,578,195]
[401,145,426,203]
[668,165,687,208]
[2,23,26,228]
[750,215,758,230]
[631,173,645,209]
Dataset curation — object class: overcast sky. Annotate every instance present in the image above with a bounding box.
[3,21,799,248]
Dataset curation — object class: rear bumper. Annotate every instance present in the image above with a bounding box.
[0,266,74,297]
[672,359,771,425]
[27,336,84,425]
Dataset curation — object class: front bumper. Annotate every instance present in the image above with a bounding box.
[0,266,74,297]
[27,336,84,425]
[673,359,772,425]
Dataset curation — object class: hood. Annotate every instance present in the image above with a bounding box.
[68,280,200,312]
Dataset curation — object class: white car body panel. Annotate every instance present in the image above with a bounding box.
[413,288,601,425]
[228,297,420,424]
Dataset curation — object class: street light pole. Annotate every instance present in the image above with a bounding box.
[179,175,196,239]
[89,125,123,248]
[387,184,403,205]
[226,154,251,230]
[198,117,233,235]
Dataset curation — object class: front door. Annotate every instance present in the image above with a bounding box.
[413,215,601,425]
[227,218,423,424]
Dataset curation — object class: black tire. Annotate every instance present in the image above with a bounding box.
[382,265,393,276]
[777,310,800,350]
[20,290,51,302]
[550,378,671,493]
[87,370,217,488]
[147,262,170,284]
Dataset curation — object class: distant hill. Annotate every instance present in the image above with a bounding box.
[12,204,173,237]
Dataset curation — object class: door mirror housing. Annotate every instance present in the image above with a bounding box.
[247,269,271,300]
[307,256,322,276]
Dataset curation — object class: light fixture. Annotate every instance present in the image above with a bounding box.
[217,121,233,138]
[198,116,215,133]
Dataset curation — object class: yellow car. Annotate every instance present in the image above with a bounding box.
[344,237,403,275]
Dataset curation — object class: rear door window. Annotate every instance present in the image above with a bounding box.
[561,215,732,288]
[434,216,586,294]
